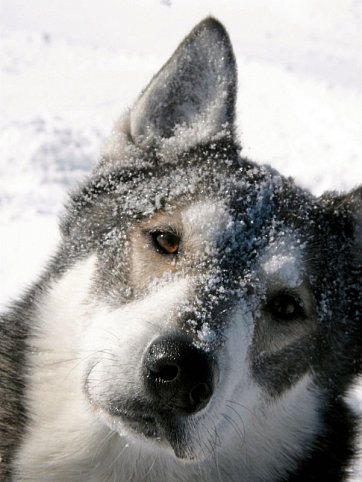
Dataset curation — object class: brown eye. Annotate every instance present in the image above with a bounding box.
[267,293,305,322]
[151,231,180,255]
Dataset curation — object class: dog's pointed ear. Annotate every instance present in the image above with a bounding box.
[326,186,362,257]
[129,17,237,147]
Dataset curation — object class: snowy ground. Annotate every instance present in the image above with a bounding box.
[1,0,362,477]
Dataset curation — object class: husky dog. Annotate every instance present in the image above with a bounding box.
[1,17,361,482]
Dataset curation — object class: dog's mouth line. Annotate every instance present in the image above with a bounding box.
[106,405,166,437]
[114,410,156,425]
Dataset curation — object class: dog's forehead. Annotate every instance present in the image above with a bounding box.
[181,200,233,244]
[69,150,321,264]
[180,198,304,262]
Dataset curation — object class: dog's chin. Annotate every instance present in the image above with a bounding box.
[94,400,206,462]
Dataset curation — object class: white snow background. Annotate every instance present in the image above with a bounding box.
[1,0,362,477]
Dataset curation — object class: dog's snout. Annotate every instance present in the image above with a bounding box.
[143,334,215,414]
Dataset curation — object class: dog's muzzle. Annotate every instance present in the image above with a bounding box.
[143,334,216,414]
[93,333,219,459]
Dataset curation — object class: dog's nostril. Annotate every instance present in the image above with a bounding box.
[153,363,179,382]
[190,382,212,405]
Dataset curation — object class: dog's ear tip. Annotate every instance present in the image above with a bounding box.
[193,16,228,35]
[190,16,234,54]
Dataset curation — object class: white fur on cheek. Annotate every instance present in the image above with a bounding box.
[14,256,110,479]
[221,374,322,482]
[83,278,189,414]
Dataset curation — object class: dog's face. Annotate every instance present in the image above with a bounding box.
[60,19,361,470]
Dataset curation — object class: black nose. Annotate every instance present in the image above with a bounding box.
[143,334,215,414]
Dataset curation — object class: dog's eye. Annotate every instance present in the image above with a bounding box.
[151,231,180,255]
[267,293,305,322]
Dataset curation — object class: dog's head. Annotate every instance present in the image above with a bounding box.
[61,18,361,475]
